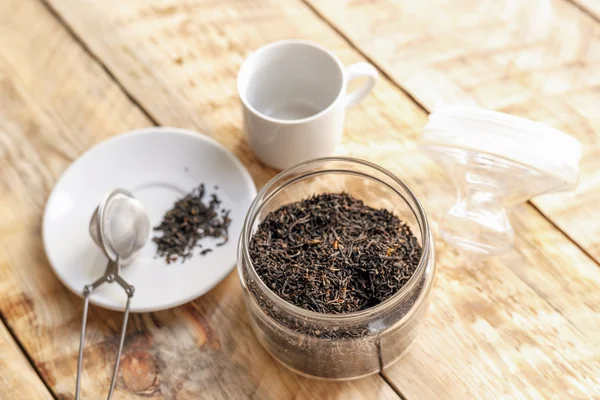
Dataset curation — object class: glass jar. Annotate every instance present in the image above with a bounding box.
[237,157,435,380]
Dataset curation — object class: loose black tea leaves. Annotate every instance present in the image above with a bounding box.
[249,193,422,314]
[153,184,231,263]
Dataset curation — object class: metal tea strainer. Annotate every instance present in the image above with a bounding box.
[76,188,150,400]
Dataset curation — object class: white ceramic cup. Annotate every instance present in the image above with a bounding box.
[238,40,378,170]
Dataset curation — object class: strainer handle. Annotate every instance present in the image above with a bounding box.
[107,294,132,399]
[75,263,134,400]
[75,289,91,400]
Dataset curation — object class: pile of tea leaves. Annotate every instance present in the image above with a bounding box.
[153,184,231,263]
[249,193,422,314]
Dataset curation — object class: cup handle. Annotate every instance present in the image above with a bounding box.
[344,62,378,107]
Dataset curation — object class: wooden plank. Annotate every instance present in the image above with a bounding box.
[383,206,600,399]
[0,322,53,399]
[0,0,400,399]
[0,0,595,398]
[306,0,600,264]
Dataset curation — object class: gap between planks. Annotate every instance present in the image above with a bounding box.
[299,0,429,116]
[0,310,59,399]
[38,0,159,127]
[379,374,408,400]
[567,0,600,23]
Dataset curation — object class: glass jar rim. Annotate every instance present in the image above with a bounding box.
[239,157,432,322]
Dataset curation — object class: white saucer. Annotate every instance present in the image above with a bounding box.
[43,127,256,312]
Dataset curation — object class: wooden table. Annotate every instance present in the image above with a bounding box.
[1,0,600,398]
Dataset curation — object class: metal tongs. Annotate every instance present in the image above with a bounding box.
[76,189,150,400]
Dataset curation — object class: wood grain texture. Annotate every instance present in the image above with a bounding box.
[307,0,600,264]
[0,0,399,399]
[0,322,53,399]
[0,0,597,398]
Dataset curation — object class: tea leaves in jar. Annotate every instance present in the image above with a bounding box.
[249,193,422,314]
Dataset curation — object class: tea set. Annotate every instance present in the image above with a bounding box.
[44,40,378,313]
[41,39,581,397]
